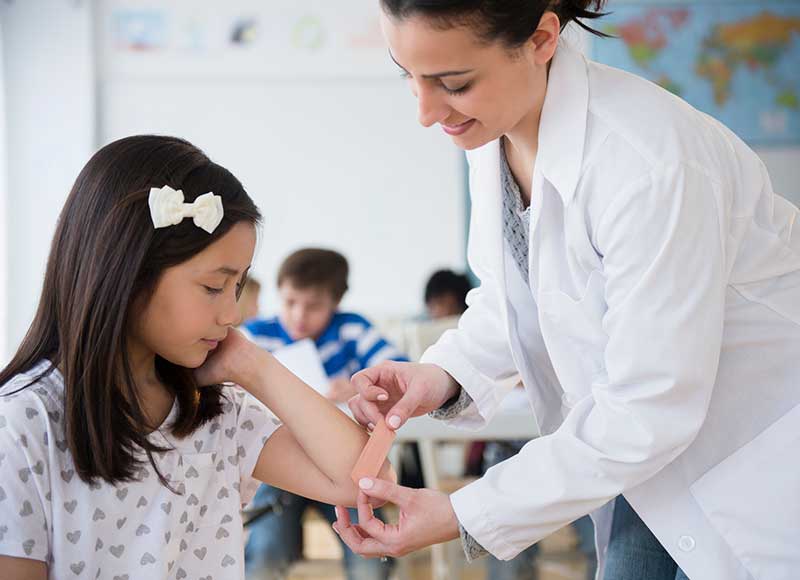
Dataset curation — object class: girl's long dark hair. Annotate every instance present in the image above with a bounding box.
[380,0,610,44]
[0,135,261,487]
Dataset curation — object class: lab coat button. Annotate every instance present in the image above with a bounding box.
[678,535,696,552]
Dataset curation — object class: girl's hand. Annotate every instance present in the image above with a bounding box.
[194,328,267,387]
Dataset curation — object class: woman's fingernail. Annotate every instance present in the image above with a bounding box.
[388,415,401,429]
[367,422,375,431]
[359,478,374,490]
[377,394,389,401]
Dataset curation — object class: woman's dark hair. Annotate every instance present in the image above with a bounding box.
[380,0,610,45]
[0,135,261,487]
[425,269,473,313]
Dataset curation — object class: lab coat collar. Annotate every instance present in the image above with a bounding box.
[538,41,589,207]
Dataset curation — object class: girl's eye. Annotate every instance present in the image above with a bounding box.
[442,82,471,96]
[204,285,224,295]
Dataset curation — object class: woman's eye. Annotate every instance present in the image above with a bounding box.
[443,82,471,96]
[204,285,224,295]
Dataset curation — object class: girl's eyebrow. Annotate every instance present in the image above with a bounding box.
[388,50,473,79]
[214,266,242,276]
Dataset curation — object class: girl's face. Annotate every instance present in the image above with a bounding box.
[131,222,257,369]
[380,11,555,150]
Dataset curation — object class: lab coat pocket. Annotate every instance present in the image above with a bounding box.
[689,403,800,580]
[538,269,608,394]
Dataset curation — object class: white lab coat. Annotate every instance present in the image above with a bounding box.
[421,41,800,580]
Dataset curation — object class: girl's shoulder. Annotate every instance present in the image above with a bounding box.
[218,384,275,424]
[0,360,64,434]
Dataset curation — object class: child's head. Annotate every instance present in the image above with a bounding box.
[0,135,260,484]
[276,248,348,341]
[424,269,473,319]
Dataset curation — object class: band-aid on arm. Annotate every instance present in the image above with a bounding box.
[350,418,396,485]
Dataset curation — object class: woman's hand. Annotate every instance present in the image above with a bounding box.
[333,478,460,558]
[348,362,460,430]
[327,377,357,404]
[194,327,267,387]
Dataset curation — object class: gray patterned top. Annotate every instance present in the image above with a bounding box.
[432,139,532,562]
[0,359,281,578]
[501,139,532,284]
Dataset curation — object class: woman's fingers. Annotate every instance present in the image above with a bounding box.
[385,387,426,430]
[333,504,393,558]
[356,491,387,538]
[347,396,383,428]
[358,478,413,509]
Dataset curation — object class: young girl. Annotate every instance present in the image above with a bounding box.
[0,135,388,579]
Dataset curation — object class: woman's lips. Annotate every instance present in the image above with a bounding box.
[441,118,476,136]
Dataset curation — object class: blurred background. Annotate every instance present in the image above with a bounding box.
[0,1,798,579]
[0,0,798,361]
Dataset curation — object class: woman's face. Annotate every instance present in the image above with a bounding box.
[380,11,556,150]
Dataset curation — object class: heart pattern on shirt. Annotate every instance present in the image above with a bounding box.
[2,381,279,578]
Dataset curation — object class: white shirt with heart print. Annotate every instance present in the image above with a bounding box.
[0,359,281,579]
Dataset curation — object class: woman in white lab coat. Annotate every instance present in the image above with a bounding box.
[334,2,800,580]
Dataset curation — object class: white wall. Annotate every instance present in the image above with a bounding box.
[101,79,466,319]
[0,0,96,362]
[98,0,467,321]
[0,22,7,362]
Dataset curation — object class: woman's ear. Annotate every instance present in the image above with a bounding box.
[527,11,561,66]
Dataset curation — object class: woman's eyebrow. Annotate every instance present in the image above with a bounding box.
[389,49,474,79]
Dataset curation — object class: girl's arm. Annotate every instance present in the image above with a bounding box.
[246,350,394,505]
[0,556,47,580]
[196,329,394,506]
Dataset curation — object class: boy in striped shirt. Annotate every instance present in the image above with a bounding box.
[244,248,405,580]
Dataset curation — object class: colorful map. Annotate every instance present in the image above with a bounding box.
[593,2,800,145]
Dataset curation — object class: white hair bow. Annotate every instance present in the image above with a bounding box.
[148,185,224,234]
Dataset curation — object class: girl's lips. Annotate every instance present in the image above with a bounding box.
[202,339,220,349]
[441,118,476,136]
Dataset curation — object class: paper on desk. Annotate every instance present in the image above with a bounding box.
[272,339,330,396]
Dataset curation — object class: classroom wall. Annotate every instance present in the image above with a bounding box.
[97,0,467,325]
[1,0,96,363]
[100,80,466,324]
[0,23,7,361]
[1,2,798,363]
[0,1,467,362]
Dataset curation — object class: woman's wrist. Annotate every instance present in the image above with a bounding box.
[438,368,462,406]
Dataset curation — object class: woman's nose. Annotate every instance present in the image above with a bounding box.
[415,83,448,128]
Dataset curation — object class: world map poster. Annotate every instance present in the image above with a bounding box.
[593,2,800,145]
